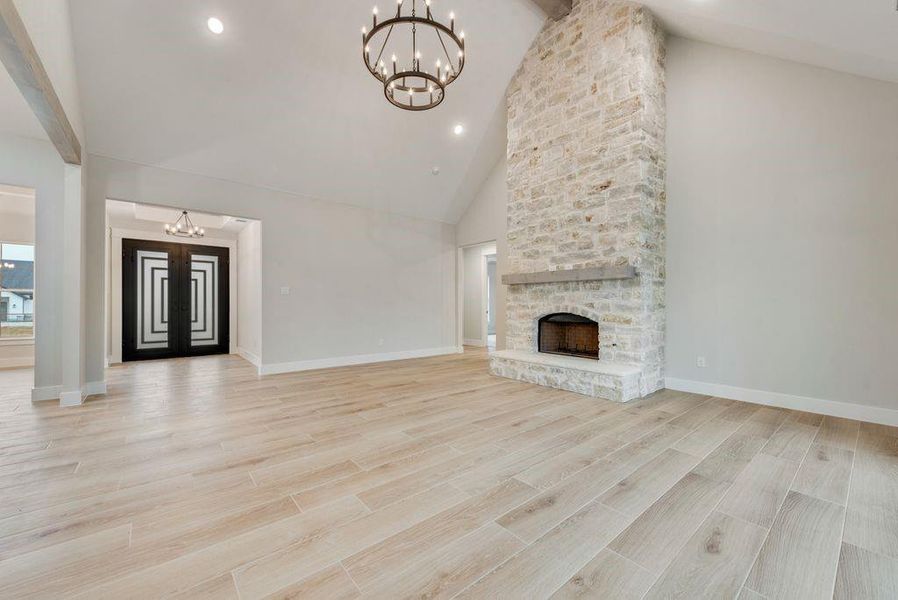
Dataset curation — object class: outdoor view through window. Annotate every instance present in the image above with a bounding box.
[0,242,34,338]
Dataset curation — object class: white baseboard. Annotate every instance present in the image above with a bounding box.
[665,377,898,427]
[463,339,485,347]
[32,385,62,402]
[0,357,33,369]
[260,346,463,376]
[59,390,83,407]
[84,381,107,397]
[32,381,107,405]
[237,347,262,373]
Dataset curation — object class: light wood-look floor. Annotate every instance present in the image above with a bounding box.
[1,350,896,599]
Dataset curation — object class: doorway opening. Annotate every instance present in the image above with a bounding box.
[486,253,497,351]
[458,241,497,351]
[106,200,260,366]
[0,184,35,371]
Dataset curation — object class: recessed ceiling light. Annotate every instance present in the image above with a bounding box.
[207,17,224,34]
[432,167,441,175]
[453,124,465,136]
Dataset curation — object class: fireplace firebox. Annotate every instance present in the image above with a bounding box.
[537,313,599,360]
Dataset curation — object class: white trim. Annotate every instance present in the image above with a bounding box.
[665,377,898,427]
[84,380,107,397]
[32,385,61,402]
[0,338,35,346]
[260,346,462,376]
[108,226,238,364]
[0,356,33,369]
[480,252,489,348]
[237,347,261,372]
[59,390,83,407]
[464,338,485,347]
[456,247,464,350]
[31,380,106,405]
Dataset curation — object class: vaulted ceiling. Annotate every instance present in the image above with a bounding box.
[642,0,898,84]
[5,1,897,223]
[69,0,546,223]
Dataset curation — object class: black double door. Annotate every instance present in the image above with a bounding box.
[122,239,229,361]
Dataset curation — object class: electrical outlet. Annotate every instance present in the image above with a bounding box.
[696,356,707,368]
[280,286,290,296]
[378,338,385,347]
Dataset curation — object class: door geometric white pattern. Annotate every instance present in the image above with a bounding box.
[136,249,170,350]
[190,254,219,347]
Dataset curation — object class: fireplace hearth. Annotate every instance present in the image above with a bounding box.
[538,313,599,360]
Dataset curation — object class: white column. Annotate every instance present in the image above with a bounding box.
[58,163,83,407]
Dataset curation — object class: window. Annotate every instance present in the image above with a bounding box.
[0,242,34,339]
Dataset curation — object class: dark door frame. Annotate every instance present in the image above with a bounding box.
[122,239,229,362]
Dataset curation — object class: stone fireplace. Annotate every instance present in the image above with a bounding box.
[489,0,666,403]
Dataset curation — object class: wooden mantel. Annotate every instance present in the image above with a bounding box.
[501,265,637,285]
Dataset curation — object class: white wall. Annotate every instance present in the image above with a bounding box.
[462,242,496,345]
[237,220,262,366]
[665,37,898,420]
[84,155,458,379]
[457,157,508,349]
[0,135,65,385]
[0,212,34,241]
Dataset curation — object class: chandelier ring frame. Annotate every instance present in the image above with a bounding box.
[383,70,446,111]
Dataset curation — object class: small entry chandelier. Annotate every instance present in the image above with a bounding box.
[164,211,205,238]
[361,0,466,111]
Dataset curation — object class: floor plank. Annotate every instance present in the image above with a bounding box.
[717,452,799,528]
[598,448,700,516]
[744,491,845,600]
[643,511,767,600]
[360,522,524,599]
[460,499,630,599]
[261,564,360,600]
[833,542,898,600]
[791,443,854,505]
[843,429,898,560]
[549,549,654,600]
[608,472,732,573]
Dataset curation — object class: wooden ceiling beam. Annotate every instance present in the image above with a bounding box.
[532,0,573,20]
[0,0,81,164]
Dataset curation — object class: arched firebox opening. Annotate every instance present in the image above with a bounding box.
[537,313,599,360]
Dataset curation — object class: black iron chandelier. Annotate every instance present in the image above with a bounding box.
[164,211,205,238]
[361,0,466,111]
